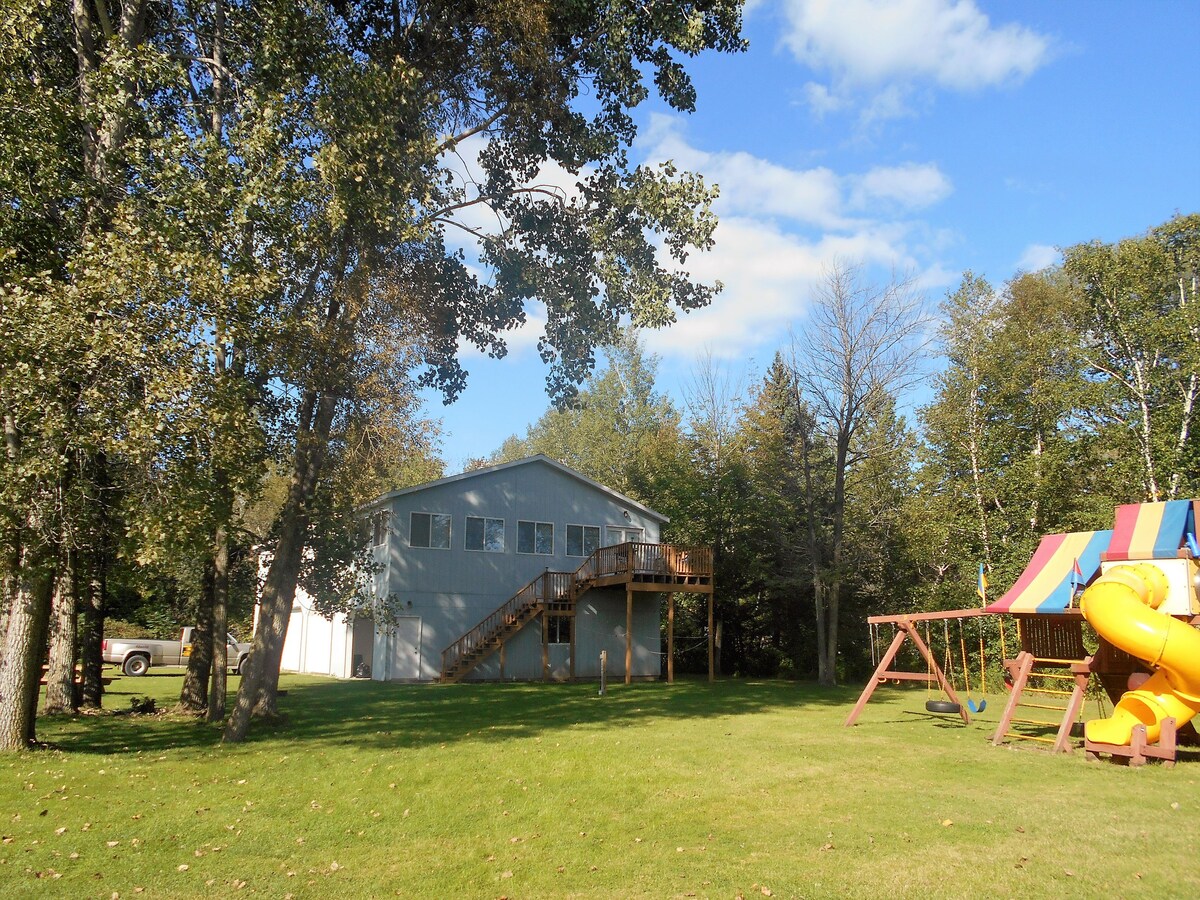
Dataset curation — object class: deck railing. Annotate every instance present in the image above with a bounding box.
[440,571,572,676]
[573,542,713,584]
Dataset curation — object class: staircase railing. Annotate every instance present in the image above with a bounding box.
[440,543,712,679]
[440,571,572,676]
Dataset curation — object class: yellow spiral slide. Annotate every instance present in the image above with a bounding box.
[1079,564,1200,745]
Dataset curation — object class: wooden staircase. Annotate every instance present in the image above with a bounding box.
[440,571,573,683]
[439,542,713,683]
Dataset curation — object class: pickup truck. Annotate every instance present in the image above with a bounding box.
[102,628,250,677]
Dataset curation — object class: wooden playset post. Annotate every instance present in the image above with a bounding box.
[667,595,675,684]
[844,608,989,726]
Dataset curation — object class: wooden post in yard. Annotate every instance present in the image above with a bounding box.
[569,611,576,682]
[499,642,506,681]
[667,594,675,684]
[707,590,715,682]
[625,586,633,685]
[541,609,549,682]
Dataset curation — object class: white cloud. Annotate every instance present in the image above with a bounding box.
[781,0,1053,120]
[1015,243,1060,273]
[850,163,953,211]
[447,119,957,367]
[641,115,950,224]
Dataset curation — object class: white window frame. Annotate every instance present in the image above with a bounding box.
[566,523,601,558]
[546,614,571,645]
[464,515,505,552]
[409,511,452,550]
[517,520,555,555]
[605,525,644,546]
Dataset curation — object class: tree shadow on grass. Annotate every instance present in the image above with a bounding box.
[41,676,861,756]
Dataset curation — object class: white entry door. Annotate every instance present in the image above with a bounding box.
[605,525,644,546]
[389,617,422,680]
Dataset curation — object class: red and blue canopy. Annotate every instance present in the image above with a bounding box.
[986,499,1199,615]
[986,530,1112,614]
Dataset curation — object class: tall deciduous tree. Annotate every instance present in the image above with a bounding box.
[789,262,929,686]
[223,2,745,741]
[1064,213,1200,502]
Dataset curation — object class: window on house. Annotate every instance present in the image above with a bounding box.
[566,524,600,557]
[371,511,390,547]
[517,520,554,555]
[410,512,451,549]
[546,615,571,644]
[465,516,505,552]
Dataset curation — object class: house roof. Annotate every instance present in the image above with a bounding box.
[365,454,670,523]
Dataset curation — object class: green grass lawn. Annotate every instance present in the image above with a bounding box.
[3,674,1199,898]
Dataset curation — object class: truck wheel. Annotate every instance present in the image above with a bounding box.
[235,656,247,676]
[123,655,150,677]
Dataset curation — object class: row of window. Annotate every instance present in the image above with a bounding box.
[382,512,628,557]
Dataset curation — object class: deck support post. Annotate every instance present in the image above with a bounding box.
[667,594,675,684]
[569,610,576,682]
[707,591,715,683]
[541,609,549,682]
[499,642,506,681]
[625,587,633,685]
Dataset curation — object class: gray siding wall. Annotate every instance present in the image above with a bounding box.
[372,459,663,681]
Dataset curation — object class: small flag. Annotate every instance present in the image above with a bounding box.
[976,563,988,604]
[1071,558,1083,592]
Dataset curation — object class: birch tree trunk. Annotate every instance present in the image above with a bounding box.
[43,551,78,715]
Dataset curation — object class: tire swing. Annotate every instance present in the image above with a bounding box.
[925,620,962,715]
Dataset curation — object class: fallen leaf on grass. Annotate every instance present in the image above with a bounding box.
[501,871,513,879]
[818,842,834,852]
[178,864,189,872]
[329,861,341,872]
[55,827,67,835]
[940,819,953,827]
[106,841,119,848]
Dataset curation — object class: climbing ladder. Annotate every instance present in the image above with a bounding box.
[991,616,1093,753]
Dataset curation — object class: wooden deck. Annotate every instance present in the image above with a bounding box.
[440,542,714,684]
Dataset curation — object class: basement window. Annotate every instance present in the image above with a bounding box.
[546,615,572,644]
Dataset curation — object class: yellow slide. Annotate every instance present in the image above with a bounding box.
[1079,564,1200,745]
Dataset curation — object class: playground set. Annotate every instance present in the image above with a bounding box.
[845,499,1200,766]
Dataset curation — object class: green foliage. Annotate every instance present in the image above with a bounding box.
[493,329,684,505]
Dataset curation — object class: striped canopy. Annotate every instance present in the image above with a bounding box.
[1103,500,1198,561]
[986,530,1112,615]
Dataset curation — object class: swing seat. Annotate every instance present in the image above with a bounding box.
[925,699,961,714]
[967,698,987,714]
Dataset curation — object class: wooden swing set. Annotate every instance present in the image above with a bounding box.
[844,608,992,727]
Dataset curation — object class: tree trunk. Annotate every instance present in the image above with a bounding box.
[0,541,56,750]
[78,545,106,709]
[207,520,230,722]
[179,563,215,713]
[225,387,339,742]
[43,550,78,715]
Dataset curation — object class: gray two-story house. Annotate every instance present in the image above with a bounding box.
[281,455,713,683]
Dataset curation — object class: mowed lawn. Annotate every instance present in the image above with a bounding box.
[3,674,1199,898]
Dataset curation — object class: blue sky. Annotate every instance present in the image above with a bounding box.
[426,0,1200,472]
